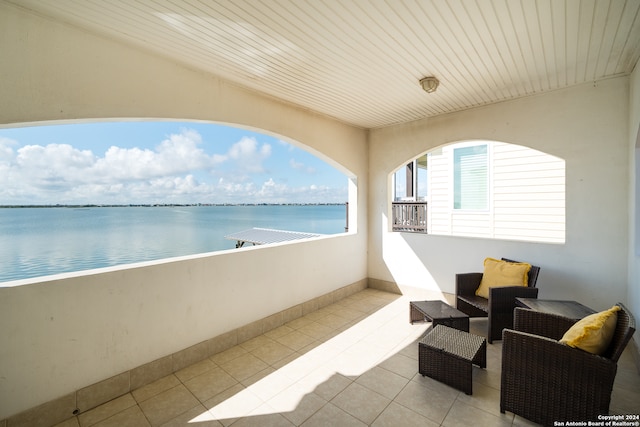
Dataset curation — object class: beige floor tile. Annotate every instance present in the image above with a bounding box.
[331,307,367,321]
[233,405,295,427]
[347,300,384,314]
[327,344,387,377]
[472,365,501,392]
[210,345,248,365]
[138,385,201,426]
[270,352,301,370]
[442,399,513,427]
[93,406,150,427]
[244,370,297,402]
[398,339,420,360]
[610,385,640,414]
[219,353,269,382]
[207,387,264,425]
[297,340,323,356]
[268,386,327,425]
[512,414,542,426]
[202,383,246,412]
[132,375,181,403]
[78,394,137,427]
[53,418,80,427]
[183,367,239,403]
[299,369,353,402]
[275,330,317,351]
[302,310,329,322]
[285,316,315,330]
[614,364,640,391]
[239,335,276,352]
[182,409,234,427]
[355,366,411,400]
[455,381,504,417]
[331,382,391,424]
[411,365,466,395]
[276,355,328,383]
[250,340,295,366]
[371,401,439,427]
[158,404,220,427]
[314,313,352,329]
[297,322,334,340]
[377,352,419,379]
[240,367,276,387]
[300,402,366,427]
[263,325,295,340]
[175,358,217,383]
[393,380,457,424]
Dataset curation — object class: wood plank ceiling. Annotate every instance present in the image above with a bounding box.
[8,0,640,129]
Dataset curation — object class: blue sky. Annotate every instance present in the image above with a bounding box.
[0,121,348,205]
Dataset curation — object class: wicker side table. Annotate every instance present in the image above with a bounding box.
[410,300,470,332]
[418,325,487,395]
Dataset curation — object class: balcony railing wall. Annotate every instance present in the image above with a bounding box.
[392,201,428,233]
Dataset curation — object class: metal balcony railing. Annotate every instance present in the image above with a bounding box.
[392,201,428,233]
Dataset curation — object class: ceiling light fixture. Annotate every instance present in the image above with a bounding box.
[420,76,439,93]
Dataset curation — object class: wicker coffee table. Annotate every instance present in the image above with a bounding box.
[410,300,470,332]
[418,324,487,395]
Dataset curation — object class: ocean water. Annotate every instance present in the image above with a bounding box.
[0,205,347,283]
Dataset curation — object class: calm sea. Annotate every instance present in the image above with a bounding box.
[0,205,347,283]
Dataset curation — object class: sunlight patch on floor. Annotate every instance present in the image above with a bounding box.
[188,296,426,423]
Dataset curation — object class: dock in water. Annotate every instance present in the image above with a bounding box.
[225,227,322,248]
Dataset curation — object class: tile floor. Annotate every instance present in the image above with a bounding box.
[53,289,640,427]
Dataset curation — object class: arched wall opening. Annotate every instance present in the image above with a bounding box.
[0,119,359,283]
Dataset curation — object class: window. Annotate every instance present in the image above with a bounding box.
[393,155,428,201]
[453,145,488,210]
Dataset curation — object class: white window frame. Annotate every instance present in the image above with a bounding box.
[450,142,491,212]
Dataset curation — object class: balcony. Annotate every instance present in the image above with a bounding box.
[392,202,428,233]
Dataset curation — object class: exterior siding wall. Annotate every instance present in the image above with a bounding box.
[427,141,565,243]
[492,142,565,243]
[426,148,451,234]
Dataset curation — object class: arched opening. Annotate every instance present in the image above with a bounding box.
[0,120,353,282]
[390,140,565,244]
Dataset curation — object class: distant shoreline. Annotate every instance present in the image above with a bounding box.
[0,203,346,209]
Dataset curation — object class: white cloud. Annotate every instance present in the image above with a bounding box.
[93,130,212,181]
[289,158,304,170]
[278,139,295,151]
[289,158,317,175]
[0,137,17,163]
[227,137,271,173]
[0,128,346,205]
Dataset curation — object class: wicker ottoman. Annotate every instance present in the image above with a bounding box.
[418,324,486,395]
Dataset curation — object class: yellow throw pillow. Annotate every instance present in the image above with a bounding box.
[475,257,531,299]
[559,305,620,355]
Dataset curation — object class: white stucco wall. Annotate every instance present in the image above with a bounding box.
[0,3,368,419]
[369,77,630,311]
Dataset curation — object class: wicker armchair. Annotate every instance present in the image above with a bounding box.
[500,304,636,426]
[455,258,540,343]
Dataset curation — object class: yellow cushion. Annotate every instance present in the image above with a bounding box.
[475,257,531,299]
[559,305,620,355]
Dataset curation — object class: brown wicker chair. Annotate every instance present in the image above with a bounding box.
[455,258,540,343]
[500,304,636,426]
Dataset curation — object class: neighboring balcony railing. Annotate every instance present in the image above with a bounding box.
[392,201,428,233]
